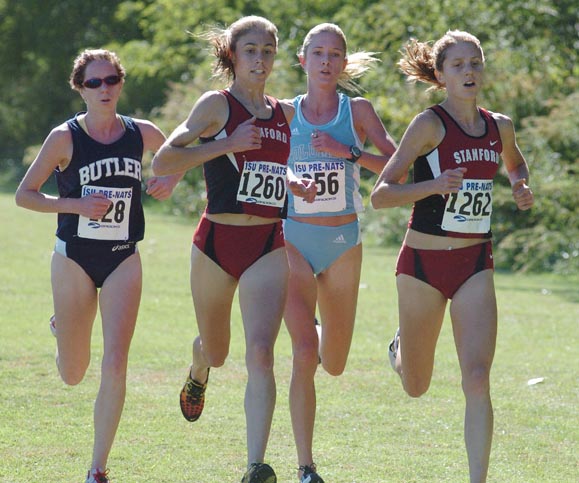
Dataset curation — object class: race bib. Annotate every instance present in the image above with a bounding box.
[293,160,346,214]
[441,179,493,233]
[77,185,132,240]
[237,160,287,208]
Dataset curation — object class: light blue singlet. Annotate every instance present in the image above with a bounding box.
[285,93,364,274]
[286,93,364,217]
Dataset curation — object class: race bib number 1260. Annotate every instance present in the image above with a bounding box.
[237,161,287,207]
[77,185,132,240]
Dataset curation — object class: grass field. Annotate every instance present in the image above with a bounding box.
[0,192,577,483]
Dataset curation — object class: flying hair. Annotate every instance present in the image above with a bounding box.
[195,16,278,83]
[299,23,380,94]
[398,30,484,92]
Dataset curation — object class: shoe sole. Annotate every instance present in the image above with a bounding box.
[388,328,400,371]
[49,315,56,337]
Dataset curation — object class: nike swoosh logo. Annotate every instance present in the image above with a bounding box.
[490,140,498,146]
[277,122,286,127]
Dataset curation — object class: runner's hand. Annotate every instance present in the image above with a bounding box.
[512,178,534,210]
[78,193,112,218]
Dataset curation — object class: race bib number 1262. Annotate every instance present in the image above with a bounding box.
[441,179,493,233]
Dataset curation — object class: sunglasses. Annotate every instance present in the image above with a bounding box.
[82,75,122,89]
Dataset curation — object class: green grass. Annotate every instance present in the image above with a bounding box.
[0,192,577,483]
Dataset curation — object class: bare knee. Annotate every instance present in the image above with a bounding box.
[196,337,227,368]
[292,340,319,374]
[101,351,130,381]
[58,359,89,386]
[402,375,431,398]
[462,365,491,398]
[246,340,275,372]
[322,357,347,376]
[204,351,227,368]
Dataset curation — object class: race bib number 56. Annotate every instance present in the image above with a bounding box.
[293,161,346,214]
[77,185,132,240]
[441,179,493,233]
[237,161,287,208]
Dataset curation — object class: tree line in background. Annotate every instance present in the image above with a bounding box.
[1,0,576,273]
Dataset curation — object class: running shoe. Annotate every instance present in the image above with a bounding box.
[388,328,400,371]
[300,464,325,483]
[49,314,56,337]
[86,468,109,483]
[179,366,209,422]
[314,318,322,364]
[241,462,277,483]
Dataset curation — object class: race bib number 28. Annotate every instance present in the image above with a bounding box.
[441,179,493,233]
[237,161,287,208]
[77,185,132,240]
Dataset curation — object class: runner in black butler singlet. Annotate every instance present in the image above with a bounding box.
[54,113,145,286]
[15,49,180,483]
